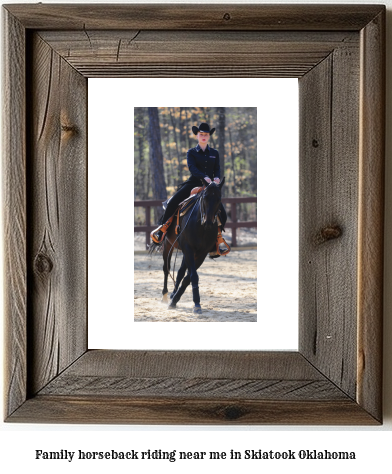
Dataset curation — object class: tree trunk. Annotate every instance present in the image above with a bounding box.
[169,107,182,183]
[148,107,167,222]
[216,107,226,197]
[136,108,147,199]
[179,107,187,176]
[228,127,236,197]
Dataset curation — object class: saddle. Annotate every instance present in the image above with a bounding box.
[173,187,205,235]
[179,187,204,215]
[161,186,204,211]
[150,186,231,256]
[150,186,204,244]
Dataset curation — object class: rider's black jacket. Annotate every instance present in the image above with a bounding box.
[185,144,220,185]
[159,144,226,228]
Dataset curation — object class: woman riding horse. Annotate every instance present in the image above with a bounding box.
[151,122,229,257]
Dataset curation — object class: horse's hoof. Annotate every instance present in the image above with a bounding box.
[161,293,169,304]
[193,305,202,314]
[168,301,177,310]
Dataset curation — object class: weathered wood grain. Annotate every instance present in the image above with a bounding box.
[4,4,384,31]
[27,33,87,395]
[38,30,358,78]
[56,350,321,379]
[2,8,27,420]
[9,396,379,425]
[299,41,360,399]
[357,9,385,422]
[38,351,347,400]
[53,66,307,79]
[13,351,376,423]
[2,3,384,425]
[39,377,347,400]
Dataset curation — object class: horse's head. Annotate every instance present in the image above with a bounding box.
[201,177,225,229]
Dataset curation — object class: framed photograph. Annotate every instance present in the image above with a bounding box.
[132,105,258,323]
[88,82,297,350]
[3,4,384,424]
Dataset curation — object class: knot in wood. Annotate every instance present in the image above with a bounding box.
[34,253,53,274]
[61,124,77,134]
[223,405,244,420]
[312,139,319,148]
[315,225,342,244]
[223,13,231,21]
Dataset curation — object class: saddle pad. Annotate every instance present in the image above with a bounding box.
[179,195,198,217]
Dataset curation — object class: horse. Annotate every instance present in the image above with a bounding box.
[149,178,226,314]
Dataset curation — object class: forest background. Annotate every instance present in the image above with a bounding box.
[134,107,257,226]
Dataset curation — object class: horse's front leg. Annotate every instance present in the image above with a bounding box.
[168,250,205,314]
[168,257,187,309]
[184,246,202,314]
[190,265,201,313]
[170,257,187,299]
[190,254,208,314]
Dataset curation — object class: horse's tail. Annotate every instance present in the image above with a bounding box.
[148,240,163,256]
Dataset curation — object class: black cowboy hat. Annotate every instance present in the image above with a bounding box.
[192,122,215,136]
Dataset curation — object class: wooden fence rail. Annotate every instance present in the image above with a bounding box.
[135,197,257,249]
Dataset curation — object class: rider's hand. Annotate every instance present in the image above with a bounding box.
[214,178,220,184]
[204,177,212,184]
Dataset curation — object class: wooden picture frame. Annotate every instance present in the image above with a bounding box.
[3,4,385,424]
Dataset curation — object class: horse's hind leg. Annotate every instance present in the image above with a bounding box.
[168,257,188,309]
[161,240,172,303]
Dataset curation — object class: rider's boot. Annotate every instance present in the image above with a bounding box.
[151,215,174,244]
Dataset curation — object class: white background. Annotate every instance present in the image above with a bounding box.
[88,78,299,350]
[1,0,391,473]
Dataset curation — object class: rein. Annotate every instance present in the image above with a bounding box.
[166,182,220,285]
[166,190,204,284]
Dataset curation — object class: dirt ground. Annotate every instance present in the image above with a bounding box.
[134,248,257,322]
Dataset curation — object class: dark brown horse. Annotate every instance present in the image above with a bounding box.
[149,178,225,314]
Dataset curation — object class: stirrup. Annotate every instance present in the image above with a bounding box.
[151,226,165,244]
[216,232,231,256]
[150,215,174,244]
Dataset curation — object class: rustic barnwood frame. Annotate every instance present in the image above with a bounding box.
[3,4,384,424]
